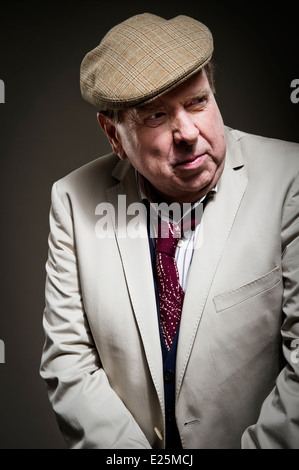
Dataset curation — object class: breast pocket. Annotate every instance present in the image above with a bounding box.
[213,266,282,313]
[211,266,283,382]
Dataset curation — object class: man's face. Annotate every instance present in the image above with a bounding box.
[101,70,226,205]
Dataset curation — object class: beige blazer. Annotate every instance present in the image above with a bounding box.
[40,127,299,449]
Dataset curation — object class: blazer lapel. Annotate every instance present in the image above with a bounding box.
[106,159,165,409]
[176,128,248,395]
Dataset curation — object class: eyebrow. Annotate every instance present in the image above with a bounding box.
[132,86,212,120]
[135,101,167,117]
[185,87,211,102]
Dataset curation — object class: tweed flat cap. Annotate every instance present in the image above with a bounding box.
[80,13,213,110]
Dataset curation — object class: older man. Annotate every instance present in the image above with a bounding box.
[40,13,299,449]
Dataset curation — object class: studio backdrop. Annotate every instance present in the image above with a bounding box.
[0,0,298,449]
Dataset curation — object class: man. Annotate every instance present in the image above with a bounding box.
[40,13,299,449]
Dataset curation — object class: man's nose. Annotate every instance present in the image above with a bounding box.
[172,110,199,145]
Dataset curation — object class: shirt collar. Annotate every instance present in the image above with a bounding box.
[136,170,217,215]
[135,171,217,239]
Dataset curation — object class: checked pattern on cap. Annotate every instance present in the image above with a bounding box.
[155,219,185,350]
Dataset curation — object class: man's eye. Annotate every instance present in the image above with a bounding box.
[190,97,206,106]
[144,112,166,126]
[148,112,165,120]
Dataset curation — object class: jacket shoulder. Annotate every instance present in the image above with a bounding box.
[57,152,120,191]
[228,127,299,158]
[226,127,299,175]
[50,152,134,213]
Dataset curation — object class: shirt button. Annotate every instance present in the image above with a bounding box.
[177,239,184,248]
[164,370,174,383]
[166,409,175,422]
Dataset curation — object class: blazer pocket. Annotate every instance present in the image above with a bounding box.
[213,266,281,313]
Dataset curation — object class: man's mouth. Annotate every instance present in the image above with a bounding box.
[174,153,207,170]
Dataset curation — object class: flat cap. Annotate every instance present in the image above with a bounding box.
[80,13,213,110]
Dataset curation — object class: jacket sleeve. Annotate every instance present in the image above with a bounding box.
[40,182,152,449]
[241,171,299,449]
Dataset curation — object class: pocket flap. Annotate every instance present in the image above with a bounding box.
[213,266,281,312]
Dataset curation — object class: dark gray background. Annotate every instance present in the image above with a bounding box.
[0,0,298,449]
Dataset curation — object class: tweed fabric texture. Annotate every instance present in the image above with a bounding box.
[80,13,213,110]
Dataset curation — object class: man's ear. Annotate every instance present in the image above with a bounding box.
[97,113,126,159]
